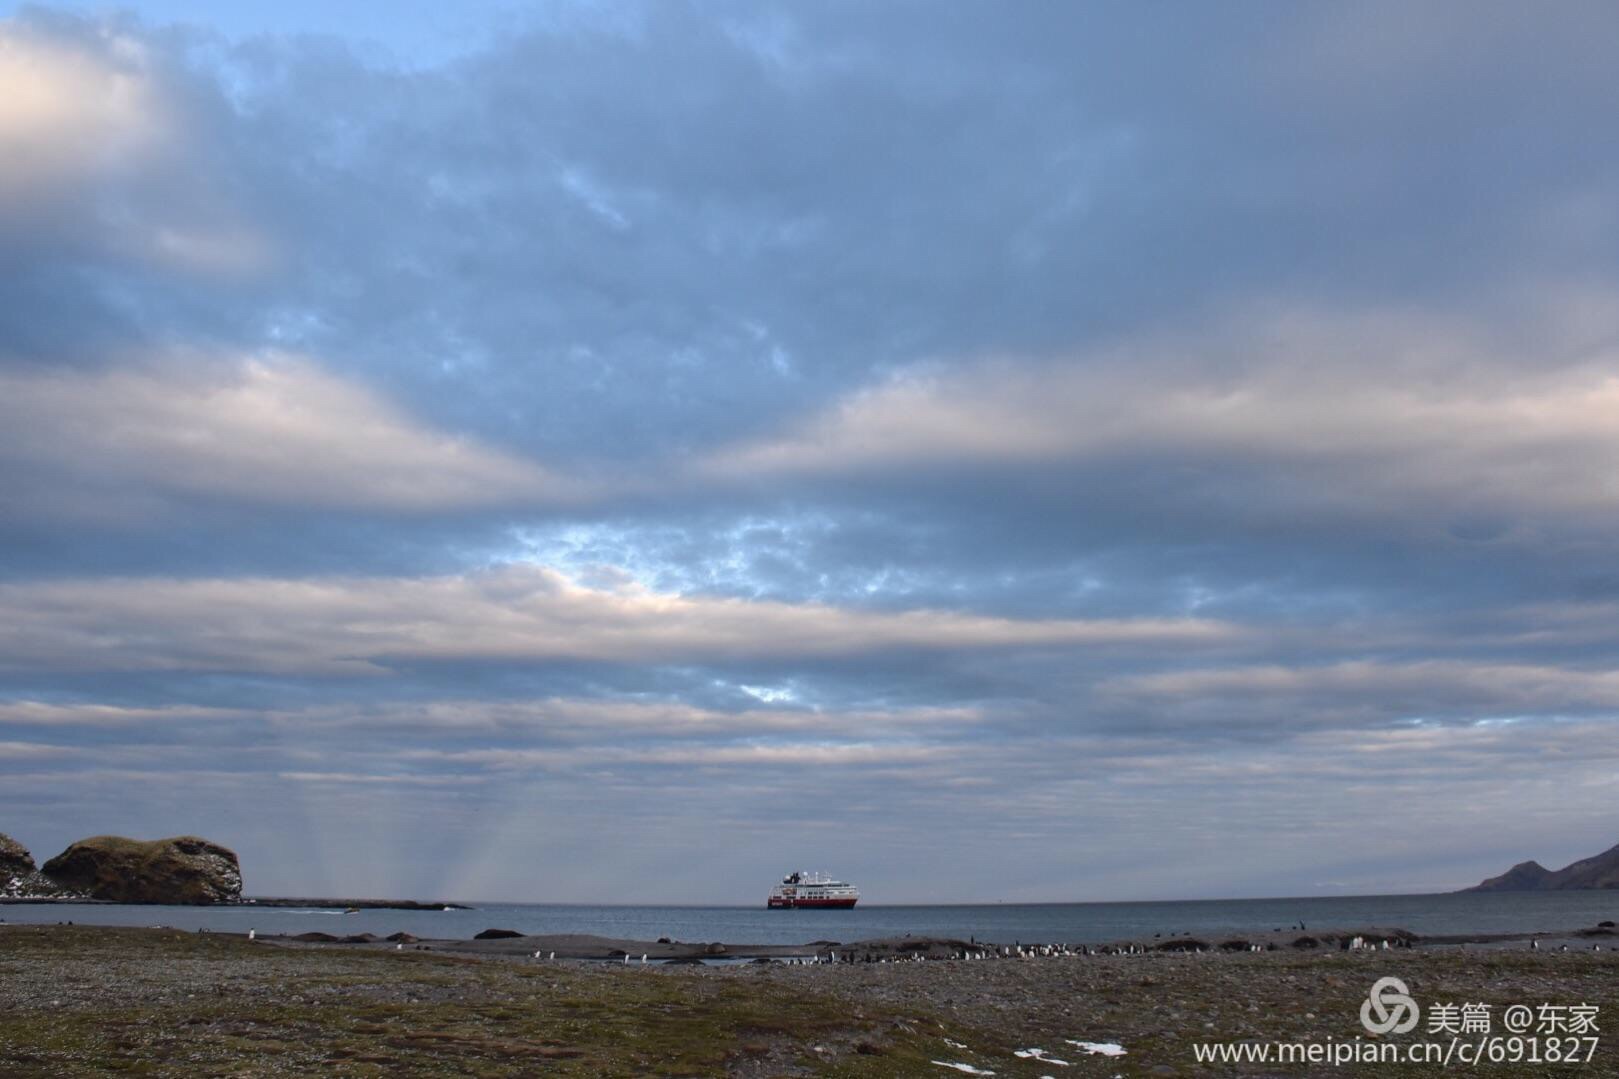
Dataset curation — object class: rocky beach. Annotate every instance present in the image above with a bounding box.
[3,920,1617,1076]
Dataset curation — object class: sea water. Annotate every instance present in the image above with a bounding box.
[5,890,1618,944]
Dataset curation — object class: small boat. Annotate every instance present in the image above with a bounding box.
[767,871,859,909]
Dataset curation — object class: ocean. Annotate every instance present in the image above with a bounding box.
[5,890,1616,944]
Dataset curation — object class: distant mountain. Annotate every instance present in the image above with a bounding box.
[1462,842,1619,892]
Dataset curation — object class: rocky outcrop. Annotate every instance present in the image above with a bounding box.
[40,835,242,904]
[0,832,33,879]
[0,832,65,898]
[1462,842,1619,892]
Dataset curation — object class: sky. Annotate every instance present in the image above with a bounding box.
[2,1,1618,904]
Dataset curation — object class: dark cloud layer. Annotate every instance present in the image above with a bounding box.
[3,2,1618,901]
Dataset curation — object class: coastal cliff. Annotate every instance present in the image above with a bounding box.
[0,832,35,881]
[1462,841,1619,891]
[40,835,243,904]
[1,832,66,898]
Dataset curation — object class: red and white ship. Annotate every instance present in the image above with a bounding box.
[766,871,859,909]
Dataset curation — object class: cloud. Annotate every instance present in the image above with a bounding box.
[0,21,166,208]
[0,740,77,760]
[0,354,572,515]
[705,304,1619,526]
[1100,660,1619,730]
[0,17,271,278]
[278,771,482,787]
[0,700,241,726]
[267,696,984,737]
[403,741,948,770]
[0,563,1230,674]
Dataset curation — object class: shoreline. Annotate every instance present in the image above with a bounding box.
[10,899,1617,956]
[239,919,1619,962]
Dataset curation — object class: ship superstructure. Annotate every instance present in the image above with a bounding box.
[766,871,859,909]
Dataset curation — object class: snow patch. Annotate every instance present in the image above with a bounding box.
[1064,1039,1127,1057]
[1015,1047,1072,1065]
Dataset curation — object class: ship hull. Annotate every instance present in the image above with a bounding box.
[766,897,858,909]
